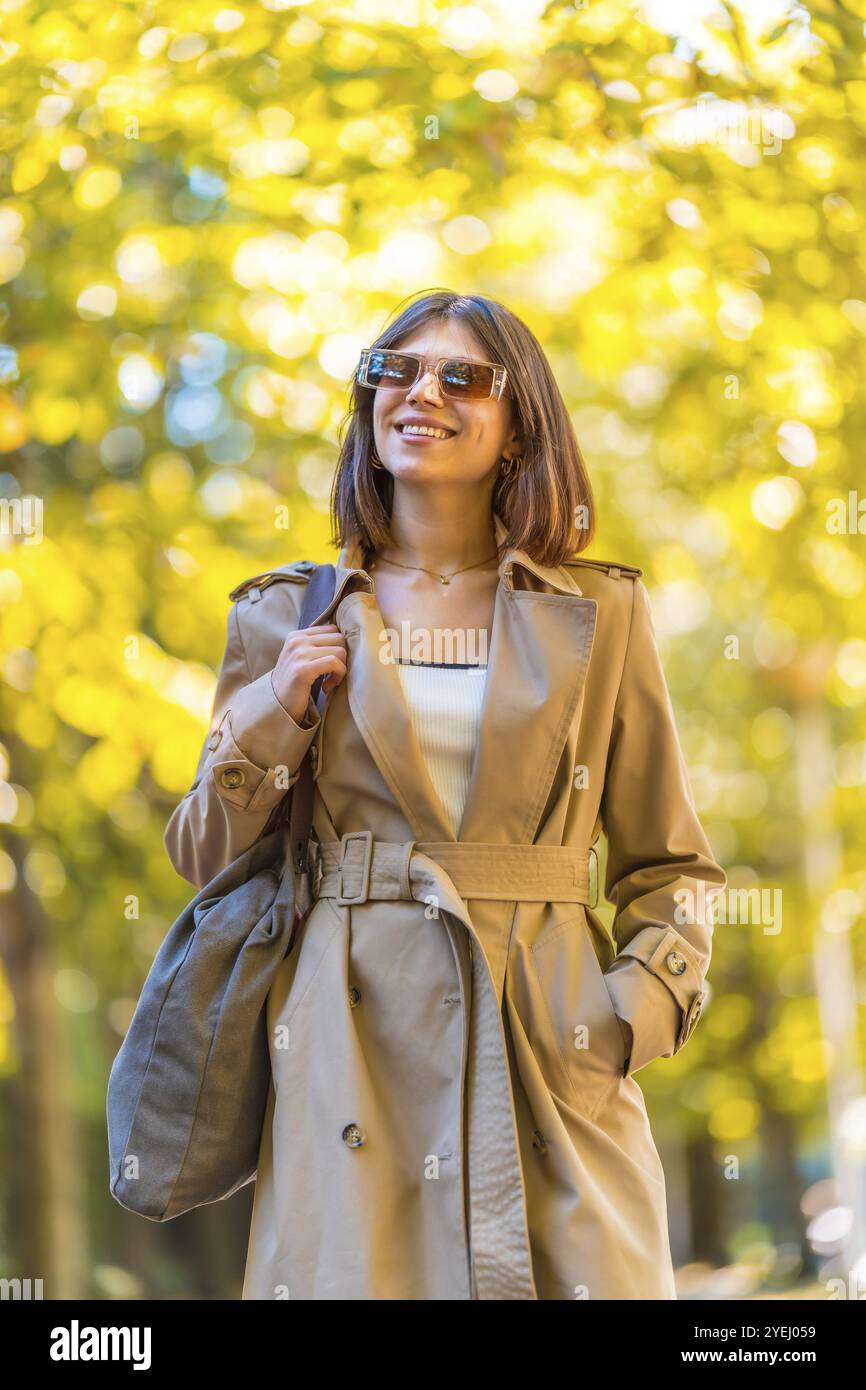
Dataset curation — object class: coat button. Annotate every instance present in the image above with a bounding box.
[348,986,361,1008]
[666,949,687,976]
[342,1123,365,1148]
[220,767,245,789]
[309,744,318,770]
[531,1129,548,1154]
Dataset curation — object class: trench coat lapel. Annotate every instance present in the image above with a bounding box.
[325,511,598,855]
[342,592,458,842]
[458,520,598,847]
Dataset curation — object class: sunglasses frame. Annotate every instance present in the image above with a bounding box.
[357,347,510,402]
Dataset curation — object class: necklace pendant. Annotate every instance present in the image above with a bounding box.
[439,574,450,585]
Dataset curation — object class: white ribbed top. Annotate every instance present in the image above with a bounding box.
[395,659,487,838]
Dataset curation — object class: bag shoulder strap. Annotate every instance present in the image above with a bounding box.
[287,563,337,874]
[297,561,337,636]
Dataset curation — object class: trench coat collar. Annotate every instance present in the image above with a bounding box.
[319,510,598,847]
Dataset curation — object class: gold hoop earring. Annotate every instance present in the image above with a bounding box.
[500,454,523,478]
[370,446,385,471]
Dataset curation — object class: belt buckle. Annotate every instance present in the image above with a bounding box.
[336,829,373,906]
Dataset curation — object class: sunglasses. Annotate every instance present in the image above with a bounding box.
[357,348,510,401]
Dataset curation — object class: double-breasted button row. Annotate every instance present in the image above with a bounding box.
[342,1123,365,1148]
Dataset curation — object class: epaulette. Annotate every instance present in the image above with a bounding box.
[563,557,643,580]
[228,559,317,603]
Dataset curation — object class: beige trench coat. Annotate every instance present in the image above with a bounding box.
[164,511,727,1301]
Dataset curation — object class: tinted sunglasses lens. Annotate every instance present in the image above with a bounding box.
[364,350,418,389]
[440,359,495,398]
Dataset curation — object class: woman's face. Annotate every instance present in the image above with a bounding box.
[370,319,522,487]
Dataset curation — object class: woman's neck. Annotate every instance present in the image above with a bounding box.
[377,488,500,574]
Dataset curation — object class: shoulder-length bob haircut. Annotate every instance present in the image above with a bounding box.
[330,289,596,567]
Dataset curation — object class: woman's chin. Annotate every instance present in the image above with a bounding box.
[380,454,456,482]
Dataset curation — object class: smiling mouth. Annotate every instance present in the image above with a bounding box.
[395,423,456,440]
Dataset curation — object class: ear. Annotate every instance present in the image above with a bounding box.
[506,422,524,453]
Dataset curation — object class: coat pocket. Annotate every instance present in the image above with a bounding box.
[526,908,628,1120]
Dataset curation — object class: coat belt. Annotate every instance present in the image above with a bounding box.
[313,830,596,907]
[310,830,597,1300]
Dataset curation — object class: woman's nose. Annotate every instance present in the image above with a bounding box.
[407,367,443,405]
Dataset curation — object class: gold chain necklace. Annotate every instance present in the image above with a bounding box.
[369,550,500,587]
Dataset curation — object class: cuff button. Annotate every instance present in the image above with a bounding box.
[220,767,245,789]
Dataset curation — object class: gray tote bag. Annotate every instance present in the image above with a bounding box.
[106,562,335,1222]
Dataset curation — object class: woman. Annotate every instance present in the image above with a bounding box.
[164,289,727,1301]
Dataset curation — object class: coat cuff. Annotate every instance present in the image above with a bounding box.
[604,924,708,1076]
[225,673,320,782]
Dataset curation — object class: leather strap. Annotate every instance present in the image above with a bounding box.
[283,563,336,875]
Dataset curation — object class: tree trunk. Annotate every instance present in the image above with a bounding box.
[1,828,89,1296]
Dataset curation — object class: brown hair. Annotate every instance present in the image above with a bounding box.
[330,288,596,567]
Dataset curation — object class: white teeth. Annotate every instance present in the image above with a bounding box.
[399,424,453,439]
